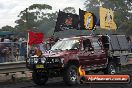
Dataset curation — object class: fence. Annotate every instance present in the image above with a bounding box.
[0,41,27,63]
[0,61,28,74]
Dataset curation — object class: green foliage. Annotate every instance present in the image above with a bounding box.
[14,4,55,37]
[0,25,15,32]
[28,4,52,10]
[63,7,76,14]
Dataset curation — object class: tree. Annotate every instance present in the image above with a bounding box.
[63,7,76,14]
[15,4,57,37]
[39,11,58,37]
[0,25,14,32]
[16,4,52,29]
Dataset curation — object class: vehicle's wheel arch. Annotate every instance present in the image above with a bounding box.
[65,59,80,68]
[106,56,121,74]
[108,56,121,66]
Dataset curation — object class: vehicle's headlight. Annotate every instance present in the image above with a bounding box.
[27,58,34,64]
[54,58,60,63]
[34,58,38,64]
[41,57,46,63]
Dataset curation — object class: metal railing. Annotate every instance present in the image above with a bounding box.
[0,41,28,74]
[0,61,29,74]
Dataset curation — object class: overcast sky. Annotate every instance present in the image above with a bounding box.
[0,0,85,28]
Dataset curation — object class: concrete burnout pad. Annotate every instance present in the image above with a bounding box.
[0,71,32,82]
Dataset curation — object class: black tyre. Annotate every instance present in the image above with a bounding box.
[104,62,119,74]
[63,65,78,86]
[32,71,48,85]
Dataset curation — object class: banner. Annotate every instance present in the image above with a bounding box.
[54,10,79,32]
[99,7,117,30]
[79,75,130,84]
[79,9,97,30]
[28,31,43,45]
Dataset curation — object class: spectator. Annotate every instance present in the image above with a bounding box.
[13,36,18,42]
[0,44,6,63]
[19,42,27,61]
[34,45,42,57]
[13,45,19,61]
[127,36,132,53]
[5,47,10,62]
[1,37,4,42]
[10,35,14,42]
[39,43,45,53]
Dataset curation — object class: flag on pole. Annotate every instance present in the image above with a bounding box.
[99,7,117,30]
[28,31,44,45]
[54,10,79,32]
[79,9,97,30]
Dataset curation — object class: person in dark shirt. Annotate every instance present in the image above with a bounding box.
[0,44,6,63]
[127,36,132,53]
[19,42,27,61]
[1,37,4,42]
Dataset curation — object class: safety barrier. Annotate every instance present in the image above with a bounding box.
[0,61,28,74]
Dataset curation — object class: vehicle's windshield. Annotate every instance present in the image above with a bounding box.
[51,39,79,51]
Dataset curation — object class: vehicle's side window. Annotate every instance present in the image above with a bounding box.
[72,40,80,49]
[92,38,101,50]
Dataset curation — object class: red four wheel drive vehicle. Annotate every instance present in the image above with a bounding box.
[26,34,129,85]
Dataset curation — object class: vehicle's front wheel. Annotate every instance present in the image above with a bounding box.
[32,71,48,85]
[63,65,78,86]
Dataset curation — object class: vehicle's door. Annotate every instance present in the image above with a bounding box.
[78,39,93,67]
[91,38,107,67]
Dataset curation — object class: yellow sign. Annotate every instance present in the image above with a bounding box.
[84,12,94,30]
[36,64,44,68]
[99,7,117,30]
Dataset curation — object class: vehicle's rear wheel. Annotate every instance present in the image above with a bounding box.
[63,65,78,86]
[104,62,119,74]
[32,71,48,85]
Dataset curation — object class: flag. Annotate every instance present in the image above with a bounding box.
[79,9,97,30]
[28,31,44,45]
[99,7,117,30]
[54,10,79,32]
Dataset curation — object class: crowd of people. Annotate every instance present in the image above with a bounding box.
[0,36,27,63]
